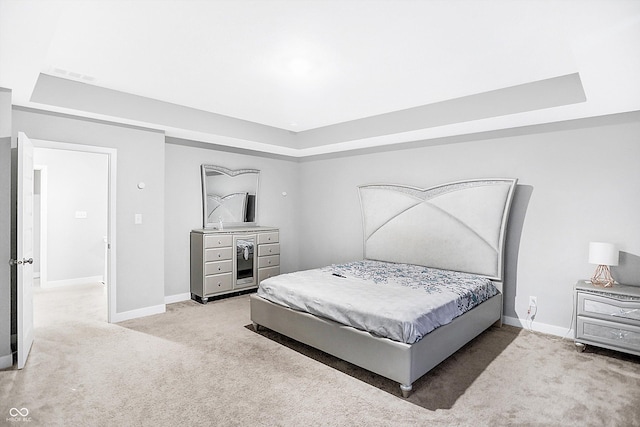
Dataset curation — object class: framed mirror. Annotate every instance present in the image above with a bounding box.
[201,165,259,229]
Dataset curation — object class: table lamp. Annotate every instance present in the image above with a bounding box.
[588,242,619,287]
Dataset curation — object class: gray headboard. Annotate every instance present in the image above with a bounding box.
[358,178,517,281]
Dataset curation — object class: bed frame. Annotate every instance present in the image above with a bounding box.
[250,178,517,397]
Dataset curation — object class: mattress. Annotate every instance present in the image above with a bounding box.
[257,260,498,344]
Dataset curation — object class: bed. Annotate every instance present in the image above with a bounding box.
[250,178,517,397]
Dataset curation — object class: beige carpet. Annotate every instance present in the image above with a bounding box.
[1,284,639,426]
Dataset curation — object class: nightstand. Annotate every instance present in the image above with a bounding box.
[574,280,640,356]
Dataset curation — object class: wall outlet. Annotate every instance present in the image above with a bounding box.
[529,296,537,307]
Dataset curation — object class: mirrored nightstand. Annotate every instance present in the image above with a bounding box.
[574,280,640,356]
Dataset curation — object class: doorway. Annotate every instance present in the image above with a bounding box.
[31,139,117,323]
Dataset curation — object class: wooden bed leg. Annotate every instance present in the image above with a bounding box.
[252,322,261,332]
[400,383,412,398]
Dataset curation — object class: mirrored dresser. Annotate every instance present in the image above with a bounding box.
[190,227,280,304]
[574,280,640,356]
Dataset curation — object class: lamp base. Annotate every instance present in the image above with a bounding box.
[591,265,614,288]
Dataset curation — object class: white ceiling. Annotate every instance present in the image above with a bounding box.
[1,0,639,157]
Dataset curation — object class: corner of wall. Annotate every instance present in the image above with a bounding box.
[0,88,13,363]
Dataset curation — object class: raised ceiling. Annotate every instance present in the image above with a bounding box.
[1,0,639,157]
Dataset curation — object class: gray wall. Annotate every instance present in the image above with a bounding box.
[7,101,640,338]
[33,148,108,284]
[0,88,12,368]
[163,140,300,298]
[297,113,640,333]
[12,107,165,314]
[9,106,301,319]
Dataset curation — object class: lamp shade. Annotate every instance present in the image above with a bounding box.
[588,242,619,266]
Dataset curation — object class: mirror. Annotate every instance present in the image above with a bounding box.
[201,165,259,229]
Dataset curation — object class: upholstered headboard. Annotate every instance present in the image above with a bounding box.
[358,178,517,281]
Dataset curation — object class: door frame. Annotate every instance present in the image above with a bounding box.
[16,132,34,369]
[32,139,117,323]
[33,165,47,286]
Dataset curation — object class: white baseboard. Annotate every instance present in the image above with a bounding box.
[165,293,191,304]
[0,353,13,370]
[503,315,574,339]
[111,303,166,323]
[42,275,103,289]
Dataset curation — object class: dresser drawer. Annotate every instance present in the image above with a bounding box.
[578,292,640,327]
[204,247,233,262]
[258,243,280,257]
[204,234,233,249]
[258,255,280,269]
[258,232,279,244]
[258,266,280,283]
[204,273,233,294]
[204,260,233,276]
[576,316,640,354]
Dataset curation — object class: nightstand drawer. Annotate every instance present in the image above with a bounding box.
[577,293,640,327]
[576,317,640,354]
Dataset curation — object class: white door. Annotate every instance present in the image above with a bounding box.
[16,132,34,369]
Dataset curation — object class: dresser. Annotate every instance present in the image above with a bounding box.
[574,280,640,356]
[190,227,280,303]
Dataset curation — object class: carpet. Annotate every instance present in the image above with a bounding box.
[245,322,519,409]
[2,286,639,426]
[246,315,640,425]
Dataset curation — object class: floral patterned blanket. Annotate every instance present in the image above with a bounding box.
[257,260,499,344]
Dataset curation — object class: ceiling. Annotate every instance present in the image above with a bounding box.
[1,0,639,157]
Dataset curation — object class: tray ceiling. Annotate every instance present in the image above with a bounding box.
[1,0,639,157]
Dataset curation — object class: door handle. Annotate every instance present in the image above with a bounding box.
[8,258,33,266]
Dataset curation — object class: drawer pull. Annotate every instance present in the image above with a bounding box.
[612,308,640,318]
[218,240,222,245]
[612,330,628,339]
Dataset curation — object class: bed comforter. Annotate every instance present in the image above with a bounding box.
[257,260,498,344]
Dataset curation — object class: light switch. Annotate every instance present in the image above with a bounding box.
[75,211,87,219]
[134,214,143,224]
